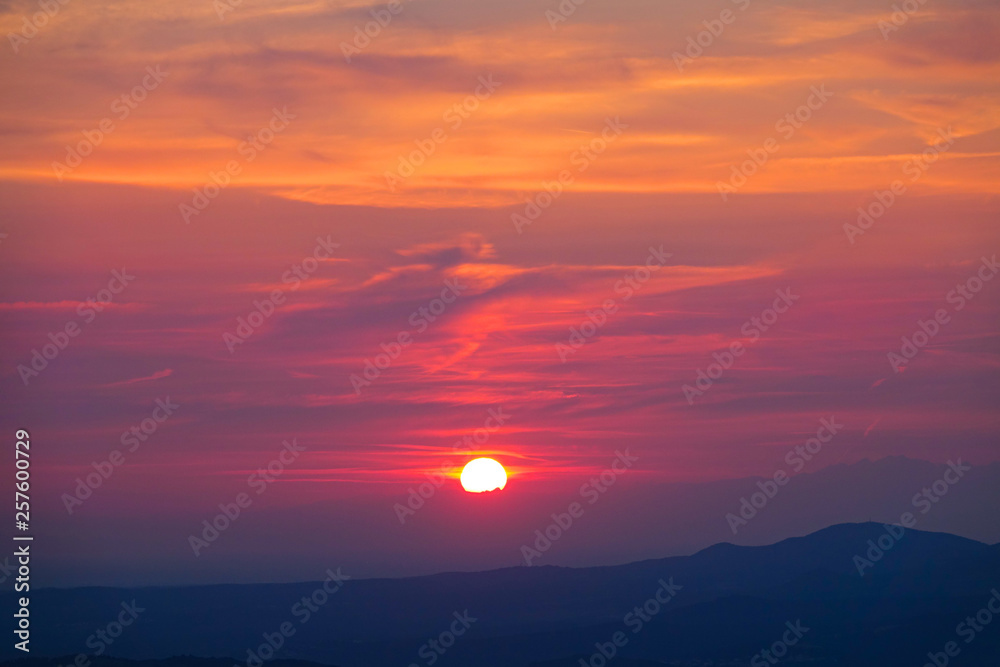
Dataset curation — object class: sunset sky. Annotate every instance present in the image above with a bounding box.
[1,0,998,585]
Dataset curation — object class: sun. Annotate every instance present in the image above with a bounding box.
[460,458,507,493]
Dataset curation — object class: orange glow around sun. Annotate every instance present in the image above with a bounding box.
[460,458,507,493]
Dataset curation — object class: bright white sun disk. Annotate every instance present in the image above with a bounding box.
[460,458,507,493]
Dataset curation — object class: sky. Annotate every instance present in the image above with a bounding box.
[0,0,998,585]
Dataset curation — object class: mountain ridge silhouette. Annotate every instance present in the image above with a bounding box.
[5,522,999,666]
